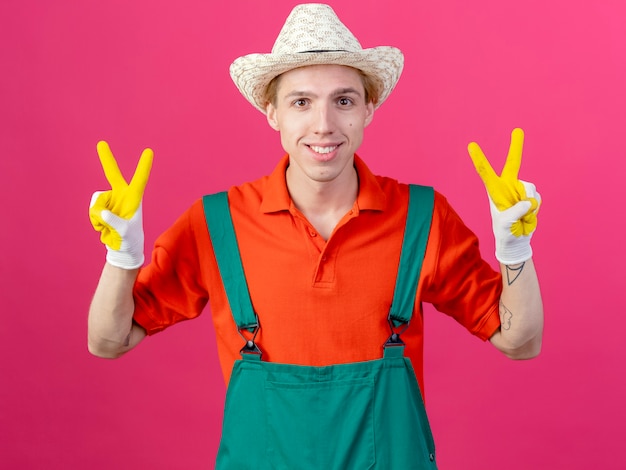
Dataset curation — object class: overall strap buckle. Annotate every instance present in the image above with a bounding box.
[238,325,262,359]
[383,318,409,348]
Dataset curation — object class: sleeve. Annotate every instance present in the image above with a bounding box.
[132,199,213,335]
[420,192,502,341]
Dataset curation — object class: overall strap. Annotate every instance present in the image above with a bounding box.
[203,186,433,335]
[388,185,435,326]
[202,192,258,331]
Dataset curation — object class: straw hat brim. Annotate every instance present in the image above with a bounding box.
[230,47,404,114]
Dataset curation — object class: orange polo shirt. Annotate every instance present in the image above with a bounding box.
[133,155,502,392]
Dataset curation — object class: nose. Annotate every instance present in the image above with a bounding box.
[311,103,334,134]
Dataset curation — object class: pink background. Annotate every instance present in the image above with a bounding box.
[1,0,624,468]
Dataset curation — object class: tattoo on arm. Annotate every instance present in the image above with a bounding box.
[505,262,525,286]
[499,300,513,330]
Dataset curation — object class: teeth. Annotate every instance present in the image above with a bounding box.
[310,145,337,154]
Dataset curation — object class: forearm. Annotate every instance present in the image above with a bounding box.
[490,258,544,359]
[88,262,146,358]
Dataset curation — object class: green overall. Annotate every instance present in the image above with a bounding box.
[203,185,438,469]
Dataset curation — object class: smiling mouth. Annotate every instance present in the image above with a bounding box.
[309,145,338,154]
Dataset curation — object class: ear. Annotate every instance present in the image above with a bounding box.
[266,102,280,131]
[364,102,375,128]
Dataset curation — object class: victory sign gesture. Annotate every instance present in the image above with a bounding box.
[468,128,541,265]
[89,141,154,269]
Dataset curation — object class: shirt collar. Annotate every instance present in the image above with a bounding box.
[260,154,387,213]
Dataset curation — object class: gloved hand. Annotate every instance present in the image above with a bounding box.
[468,128,541,265]
[89,141,154,269]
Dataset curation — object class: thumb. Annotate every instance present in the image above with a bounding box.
[101,209,125,228]
[502,200,533,222]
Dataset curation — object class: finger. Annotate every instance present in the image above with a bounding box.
[97,141,127,189]
[89,190,105,209]
[97,210,123,250]
[501,128,524,181]
[519,210,538,236]
[89,190,114,214]
[89,204,119,247]
[129,148,154,195]
[519,180,541,212]
[468,141,498,185]
[504,199,533,223]
[526,197,540,213]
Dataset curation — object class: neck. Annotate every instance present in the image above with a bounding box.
[286,165,358,240]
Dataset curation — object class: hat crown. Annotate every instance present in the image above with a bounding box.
[271,4,362,54]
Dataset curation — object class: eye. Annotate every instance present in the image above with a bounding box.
[293,98,309,107]
[338,97,354,106]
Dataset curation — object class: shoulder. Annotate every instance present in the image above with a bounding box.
[372,175,451,218]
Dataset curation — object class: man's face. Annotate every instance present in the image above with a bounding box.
[266,64,374,189]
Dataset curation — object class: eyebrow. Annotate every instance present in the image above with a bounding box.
[284,87,363,100]
[332,87,363,98]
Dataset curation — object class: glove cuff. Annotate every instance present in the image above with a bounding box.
[106,246,144,270]
[495,239,532,265]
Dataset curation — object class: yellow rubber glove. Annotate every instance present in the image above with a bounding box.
[89,141,153,269]
[468,128,541,264]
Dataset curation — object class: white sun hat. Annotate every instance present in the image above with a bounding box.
[229,3,404,113]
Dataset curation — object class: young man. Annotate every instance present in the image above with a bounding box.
[88,4,543,468]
